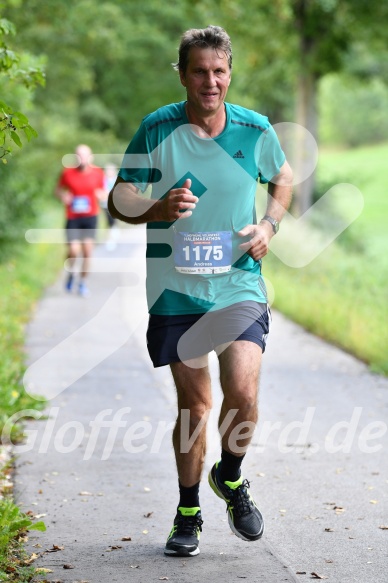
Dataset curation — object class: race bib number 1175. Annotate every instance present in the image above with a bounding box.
[173,231,232,274]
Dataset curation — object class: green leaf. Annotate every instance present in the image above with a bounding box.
[10,131,22,148]
[0,100,13,115]
[13,111,29,125]
[0,18,16,36]
[11,117,21,129]
[22,126,33,142]
[9,518,32,532]
[28,520,46,532]
[22,125,38,142]
[27,125,38,138]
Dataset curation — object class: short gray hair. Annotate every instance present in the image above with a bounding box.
[173,25,232,74]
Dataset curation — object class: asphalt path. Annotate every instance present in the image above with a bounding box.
[14,227,388,583]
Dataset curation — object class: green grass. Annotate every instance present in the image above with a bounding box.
[0,203,62,581]
[0,206,63,439]
[0,495,46,582]
[264,141,388,375]
[318,142,388,256]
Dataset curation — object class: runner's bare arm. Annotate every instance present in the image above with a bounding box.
[108,177,198,225]
[262,160,293,225]
[55,186,72,205]
[238,160,293,260]
[95,187,107,202]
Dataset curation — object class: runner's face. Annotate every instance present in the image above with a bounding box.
[180,47,231,117]
[76,145,92,169]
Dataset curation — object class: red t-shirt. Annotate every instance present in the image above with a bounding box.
[58,166,104,219]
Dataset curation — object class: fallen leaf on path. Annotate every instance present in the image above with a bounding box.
[334,506,345,514]
[144,512,153,518]
[63,564,75,569]
[130,565,140,568]
[106,545,122,551]
[45,544,64,552]
[378,525,388,530]
[369,500,378,504]
[25,552,39,564]
[78,491,93,496]
[324,528,334,532]
[296,572,306,575]
[34,513,46,519]
[311,573,328,579]
[34,568,53,574]
[121,536,132,541]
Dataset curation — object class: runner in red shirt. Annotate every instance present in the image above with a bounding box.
[56,144,105,297]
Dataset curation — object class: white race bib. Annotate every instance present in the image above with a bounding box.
[71,195,91,214]
[173,231,232,274]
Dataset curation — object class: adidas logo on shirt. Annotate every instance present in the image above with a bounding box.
[233,150,245,158]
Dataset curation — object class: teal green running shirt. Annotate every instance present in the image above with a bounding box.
[118,101,285,315]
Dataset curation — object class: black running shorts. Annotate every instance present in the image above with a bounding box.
[65,215,98,242]
[146,301,271,368]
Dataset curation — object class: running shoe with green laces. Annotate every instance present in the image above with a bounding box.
[164,506,203,557]
[208,462,264,541]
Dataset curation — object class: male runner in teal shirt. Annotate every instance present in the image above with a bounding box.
[109,25,293,556]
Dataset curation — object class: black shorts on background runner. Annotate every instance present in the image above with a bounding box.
[65,215,98,242]
[147,301,271,368]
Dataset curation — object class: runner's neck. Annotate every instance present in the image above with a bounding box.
[185,103,226,138]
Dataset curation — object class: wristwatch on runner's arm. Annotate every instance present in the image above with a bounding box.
[261,215,279,234]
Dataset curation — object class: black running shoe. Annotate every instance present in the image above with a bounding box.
[208,462,264,541]
[164,507,203,557]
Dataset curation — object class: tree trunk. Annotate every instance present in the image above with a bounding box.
[292,0,319,217]
[293,68,318,216]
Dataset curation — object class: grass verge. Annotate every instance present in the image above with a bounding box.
[264,141,388,375]
[0,204,62,581]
